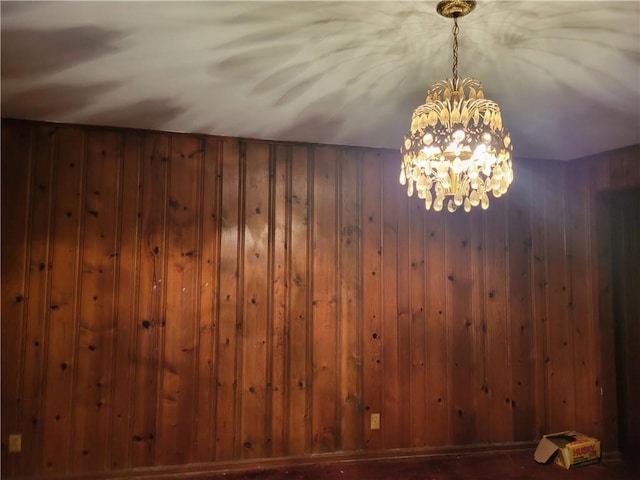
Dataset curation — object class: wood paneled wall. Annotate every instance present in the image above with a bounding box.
[1,119,638,478]
[607,189,640,452]
[584,145,640,453]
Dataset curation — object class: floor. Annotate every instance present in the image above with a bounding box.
[204,451,640,480]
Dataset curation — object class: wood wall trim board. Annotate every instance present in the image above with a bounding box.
[5,442,538,480]
[1,118,638,477]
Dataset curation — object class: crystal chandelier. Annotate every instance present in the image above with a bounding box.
[400,0,513,212]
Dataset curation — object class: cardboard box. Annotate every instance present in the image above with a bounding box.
[534,431,601,469]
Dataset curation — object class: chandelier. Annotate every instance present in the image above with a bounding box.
[400,0,513,212]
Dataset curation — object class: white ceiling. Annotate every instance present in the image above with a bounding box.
[1,1,639,161]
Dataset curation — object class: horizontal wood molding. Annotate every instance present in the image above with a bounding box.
[11,442,539,480]
[2,119,638,478]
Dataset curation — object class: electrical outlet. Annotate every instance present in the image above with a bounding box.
[9,434,21,453]
[370,413,381,430]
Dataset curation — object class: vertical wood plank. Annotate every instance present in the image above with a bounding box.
[470,208,490,444]
[40,126,85,474]
[378,152,402,449]
[584,160,604,444]
[214,138,241,460]
[157,135,202,465]
[109,132,142,470]
[409,199,427,447]
[446,211,476,444]
[130,133,169,467]
[394,157,413,449]
[20,124,58,476]
[338,149,362,452]
[191,136,221,463]
[565,165,598,435]
[594,190,617,450]
[269,144,288,457]
[72,129,121,472]
[484,200,513,442]
[1,122,33,477]
[544,164,576,431]
[311,146,338,453]
[424,210,449,446]
[286,145,310,457]
[239,141,270,459]
[528,164,550,438]
[361,150,383,450]
[612,189,640,450]
[507,168,536,441]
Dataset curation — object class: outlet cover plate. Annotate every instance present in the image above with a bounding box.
[370,413,381,430]
[9,434,22,453]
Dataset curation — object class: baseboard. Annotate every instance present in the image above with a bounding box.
[601,449,623,462]
[15,441,537,480]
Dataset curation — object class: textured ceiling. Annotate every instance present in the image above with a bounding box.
[1,1,639,161]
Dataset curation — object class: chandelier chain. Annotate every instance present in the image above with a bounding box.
[452,16,459,80]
